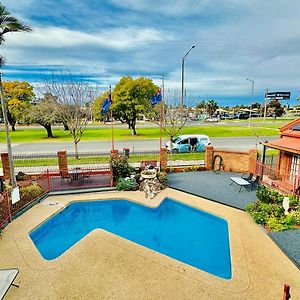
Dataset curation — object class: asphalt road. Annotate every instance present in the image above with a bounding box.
[0,136,277,154]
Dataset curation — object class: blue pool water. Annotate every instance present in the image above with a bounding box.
[30,198,231,279]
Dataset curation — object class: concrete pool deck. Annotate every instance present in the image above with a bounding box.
[1,189,300,299]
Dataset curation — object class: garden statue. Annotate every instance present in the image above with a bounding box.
[282,196,290,215]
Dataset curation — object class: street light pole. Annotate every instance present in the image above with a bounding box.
[0,72,16,187]
[246,78,254,126]
[181,45,195,121]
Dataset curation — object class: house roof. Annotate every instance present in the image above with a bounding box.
[280,117,300,138]
[264,137,300,154]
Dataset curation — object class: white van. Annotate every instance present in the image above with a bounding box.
[165,134,211,153]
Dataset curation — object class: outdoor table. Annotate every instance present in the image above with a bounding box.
[229,176,250,192]
[69,168,83,182]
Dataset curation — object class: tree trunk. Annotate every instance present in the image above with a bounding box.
[44,124,54,138]
[74,142,79,159]
[63,123,69,131]
[11,123,16,131]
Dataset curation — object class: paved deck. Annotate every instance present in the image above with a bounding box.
[1,189,299,299]
[168,171,300,269]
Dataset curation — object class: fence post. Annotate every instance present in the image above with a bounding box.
[47,169,51,192]
[1,153,11,180]
[248,149,258,174]
[205,146,214,170]
[5,190,12,223]
[160,148,168,171]
[57,151,68,173]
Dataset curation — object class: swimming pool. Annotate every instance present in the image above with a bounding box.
[30,198,231,279]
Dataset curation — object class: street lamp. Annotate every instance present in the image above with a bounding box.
[246,78,254,126]
[181,45,195,120]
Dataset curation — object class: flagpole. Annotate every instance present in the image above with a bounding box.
[110,85,115,151]
[159,76,164,150]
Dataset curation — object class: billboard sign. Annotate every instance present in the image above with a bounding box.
[265,92,290,100]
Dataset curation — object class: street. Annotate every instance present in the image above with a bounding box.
[0,136,276,154]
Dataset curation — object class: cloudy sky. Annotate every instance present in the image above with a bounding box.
[1,0,300,106]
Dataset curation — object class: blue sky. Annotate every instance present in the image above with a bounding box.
[1,0,300,107]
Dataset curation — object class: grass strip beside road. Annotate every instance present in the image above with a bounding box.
[0,124,280,143]
[10,152,205,168]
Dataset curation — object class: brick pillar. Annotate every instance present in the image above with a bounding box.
[205,146,214,170]
[110,149,119,156]
[160,148,168,171]
[248,149,258,174]
[1,153,10,180]
[57,151,68,172]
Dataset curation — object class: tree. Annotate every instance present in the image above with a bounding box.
[111,76,158,135]
[267,100,284,118]
[0,3,32,187]
[159,91,187,153]
[206,99,218,116]
[30,93,59,138]
[2,81,35,131]
[40,74,98,159]
[0,4,31,44]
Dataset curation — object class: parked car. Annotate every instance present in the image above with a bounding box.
[206,117,219,122]
[165,134,211,153]
[237,113,249,119]
[220,114,235,120]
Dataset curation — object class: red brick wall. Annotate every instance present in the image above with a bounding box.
[205,146,258,173]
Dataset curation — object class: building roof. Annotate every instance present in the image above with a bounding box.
[264,137,300,154]
[280,117,300,138]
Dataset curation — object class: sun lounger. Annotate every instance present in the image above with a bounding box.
[0,268,19,299]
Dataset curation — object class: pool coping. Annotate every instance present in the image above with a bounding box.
[2,188,300,299]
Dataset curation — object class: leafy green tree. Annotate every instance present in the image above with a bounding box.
[196,100,206,110]
[0,4,31,44]
[2,81,35,131]
[30,94,59,138]
[0,3,32,187]
[267,100,284,118]
[92,91,111,122]
[112,76,158,135]
[206,99,218,116]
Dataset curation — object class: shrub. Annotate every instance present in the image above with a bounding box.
[19,184,44,202]
[157,172,168,189]
[283,211,300,226]
[266,216,293,232]
[110,154,134,180]
[116,177,138,191]
[256,185,284,204]
[251,211,269,224]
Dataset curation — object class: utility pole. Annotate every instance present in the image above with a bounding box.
[0,72,16,187]
[264,88,269,122]
[246,78,254,127]
[181,45,195,123]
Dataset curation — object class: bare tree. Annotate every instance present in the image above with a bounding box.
[150,91,187,153]
[40,74,99,159]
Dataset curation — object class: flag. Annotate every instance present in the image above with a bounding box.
[100,93,112,115]
[151,89,162,107]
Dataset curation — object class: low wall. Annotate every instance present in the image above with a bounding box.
[205,146,258,173]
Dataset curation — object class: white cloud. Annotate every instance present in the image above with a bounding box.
[5,26,174,50]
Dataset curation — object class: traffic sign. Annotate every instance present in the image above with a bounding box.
[265,92,290,100]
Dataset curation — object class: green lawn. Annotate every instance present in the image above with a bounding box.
[11,152,205,168]
[0,122,281,143]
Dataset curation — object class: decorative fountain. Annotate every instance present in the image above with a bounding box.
[140,167,160,199]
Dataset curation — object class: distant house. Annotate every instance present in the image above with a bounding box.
[258,118,300,196]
